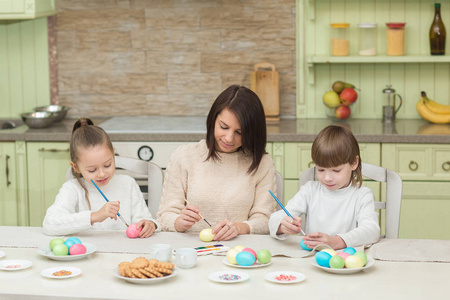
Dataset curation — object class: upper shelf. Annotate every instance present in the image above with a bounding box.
[308,55,450,64]
[0,0,55,20]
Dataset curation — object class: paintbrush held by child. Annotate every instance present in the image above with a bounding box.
[43,118,159,237]
[269,125,380,249]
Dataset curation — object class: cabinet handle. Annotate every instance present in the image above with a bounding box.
[308,161,315,168]
[409,160,418,171]
[6,155,11,187]
[38,148,70,152]
[442,161,450,172]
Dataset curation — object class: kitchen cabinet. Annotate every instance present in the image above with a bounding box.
[382,143,450,239]
[0,0,55,19]
[297,0,450,120]
[0,142,18,225]
[27,142,70,226]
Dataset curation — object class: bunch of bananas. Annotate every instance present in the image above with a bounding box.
[416,91,450,124]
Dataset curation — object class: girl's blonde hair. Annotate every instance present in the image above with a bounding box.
[311,125,362,187]
[70,118,114,208]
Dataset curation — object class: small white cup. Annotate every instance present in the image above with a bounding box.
[175,248,197,269]
[149,244,172,262]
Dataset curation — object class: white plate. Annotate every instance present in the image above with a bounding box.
[0,251,5,258]
[264,271,306,284]
[0,260,32,271]
[208,271,249,283]
[311,256,375,274]
[222,257,272,268]
[41,266,81,279]
[112,267,178,284]
[37,243,97,261]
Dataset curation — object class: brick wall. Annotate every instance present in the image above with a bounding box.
[56,0,296,118]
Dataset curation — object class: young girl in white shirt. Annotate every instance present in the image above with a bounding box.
[43,118,159,237]
[269,125,380,249]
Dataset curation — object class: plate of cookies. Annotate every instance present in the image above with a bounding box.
[113,257,177,284]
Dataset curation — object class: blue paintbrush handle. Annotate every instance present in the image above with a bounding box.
[269,190,306,236]
[91,179,124,219]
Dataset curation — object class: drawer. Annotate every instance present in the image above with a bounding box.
[284,142,380,179]
[382,144,450,181]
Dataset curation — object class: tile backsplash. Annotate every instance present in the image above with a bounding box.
[55,0,296,118]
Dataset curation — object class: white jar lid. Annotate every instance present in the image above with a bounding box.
[358,23,377,28]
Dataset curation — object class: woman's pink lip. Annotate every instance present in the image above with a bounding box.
[221,140,233,148]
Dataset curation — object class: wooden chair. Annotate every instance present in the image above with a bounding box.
[298,163,402,238]
[66,156,164,218]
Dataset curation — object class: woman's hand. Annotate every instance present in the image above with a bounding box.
[136,219,156,238]
[302,232,347,250]
[91,201,120,224]
[174,204,202,232]
[276,216,302,235]
[212,219,249,241]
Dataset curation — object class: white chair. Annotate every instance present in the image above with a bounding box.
[66,156,164,218]
[298,162,402,239]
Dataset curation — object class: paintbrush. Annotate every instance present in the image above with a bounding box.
[185,200,211,227]
[269,190,306,236]
[91,179,129,227]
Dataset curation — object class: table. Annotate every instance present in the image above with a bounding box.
[0,227,449,300]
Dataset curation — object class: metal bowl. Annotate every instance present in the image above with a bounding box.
[34,105,69,122]
[21,112,56,128]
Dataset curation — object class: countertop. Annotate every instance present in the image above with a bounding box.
[2,116,450,143]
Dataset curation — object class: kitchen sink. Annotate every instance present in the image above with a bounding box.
[0,119,24,130]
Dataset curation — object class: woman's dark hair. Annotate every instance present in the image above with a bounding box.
[70,117,114,208]
[311,125,363,187]
[205,85,267,174]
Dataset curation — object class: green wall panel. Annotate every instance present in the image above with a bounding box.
[0,17,50,119]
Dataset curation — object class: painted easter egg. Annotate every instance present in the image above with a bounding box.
[226,248,239,265]
[321,248,337,256]
[69,244,87,255]
[234,245,245,252]
[126,223,142,238]
[66,237,82,244]
[345,255,365,269]
[353,251,368,265]
[242,247,257,259]
[329,255,345,269]
[49,238,65,251]
[256,249,272,264]
[342,247,357,255]
[236,251,256,266]
[199,228,215,242]
[336,252,351,260]
[315,251,332,268]
[53,244,69,256]
[300,239,313,251]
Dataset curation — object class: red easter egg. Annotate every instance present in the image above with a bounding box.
[242,247,257,259]
[126,223,142,238]
[69,243,87,255]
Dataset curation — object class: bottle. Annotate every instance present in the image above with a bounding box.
[430,3,446,55]
[330,23,350,56]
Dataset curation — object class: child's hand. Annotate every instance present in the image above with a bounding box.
[174,204,202,232]
[303,232,347,250]
[136,220,156,238]
[91,201,120,224]
[277,216,303,235]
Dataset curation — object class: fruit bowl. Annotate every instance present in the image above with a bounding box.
[325,102,355,121]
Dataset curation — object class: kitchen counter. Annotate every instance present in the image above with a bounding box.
[1,116,450,143]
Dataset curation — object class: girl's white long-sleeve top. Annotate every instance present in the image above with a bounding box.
[43,174,160,236]
[269,181,380,247]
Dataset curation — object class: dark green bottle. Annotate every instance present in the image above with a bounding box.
[430,3,446,55]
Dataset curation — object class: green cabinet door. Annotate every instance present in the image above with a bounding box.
[0,0,56,19]
[27,142,70,226]
[0,142,18,225]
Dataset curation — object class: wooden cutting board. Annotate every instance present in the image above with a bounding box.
[250,62,280,121]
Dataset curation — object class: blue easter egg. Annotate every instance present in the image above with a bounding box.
[66,237,82,244]
[235,251,256,266]
[315,251,332,268]
[342,247,357,255]
[300,239,313,251]
[64,239,77,251]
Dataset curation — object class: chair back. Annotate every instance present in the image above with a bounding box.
[297,162,402,238]
[275,171,284,206]
[66,156,164,218]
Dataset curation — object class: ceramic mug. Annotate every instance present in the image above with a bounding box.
[149,244,172,262]
[175,248,197,269]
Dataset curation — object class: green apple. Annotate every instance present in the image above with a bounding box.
[226,248,239,264]
[323,91,341,108]
[49,238,65,251]
[199,228,215,242]
[52,244,69,256]
[256,249,272,264]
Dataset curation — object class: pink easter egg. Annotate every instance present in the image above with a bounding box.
[126,223,142,239]
[242,247,257,259]
[69,244,87,255]
[337,252,351,260]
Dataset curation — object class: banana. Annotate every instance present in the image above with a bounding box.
[416,93,450,124]
[421,91,450,115]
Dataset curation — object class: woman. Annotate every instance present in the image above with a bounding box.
[157,85,277,241]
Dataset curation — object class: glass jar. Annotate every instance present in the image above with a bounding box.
[358,23,377,56]
[386,23,406,56]
[330,23,350,56]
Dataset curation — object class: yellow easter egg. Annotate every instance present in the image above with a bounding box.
[345,255,365,269]
[321,249,337,256]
